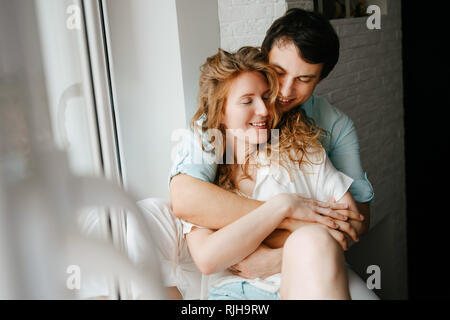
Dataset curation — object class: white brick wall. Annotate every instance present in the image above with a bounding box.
[286,0,314,11]
[217,0,407,299]
[218,0,287,51]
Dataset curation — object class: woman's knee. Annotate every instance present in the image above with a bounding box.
[284,225,338,254]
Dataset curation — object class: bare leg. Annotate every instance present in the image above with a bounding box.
[280,225,350,300]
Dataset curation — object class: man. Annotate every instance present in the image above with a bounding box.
[169,8,373,282]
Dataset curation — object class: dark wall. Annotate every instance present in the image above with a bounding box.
[402,0,450,300]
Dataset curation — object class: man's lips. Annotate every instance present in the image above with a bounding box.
[277,97,295,105]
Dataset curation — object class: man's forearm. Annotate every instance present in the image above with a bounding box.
[170,174,263,229]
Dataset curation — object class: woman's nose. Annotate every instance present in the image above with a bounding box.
[255,98,269,116]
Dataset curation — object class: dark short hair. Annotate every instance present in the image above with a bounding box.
[261,8,339,80]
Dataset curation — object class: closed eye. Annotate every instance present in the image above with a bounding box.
[297,76,314,83]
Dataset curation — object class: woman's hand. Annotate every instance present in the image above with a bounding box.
[272,193,353,230]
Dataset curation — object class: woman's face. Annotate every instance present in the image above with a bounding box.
[221,71,273,147]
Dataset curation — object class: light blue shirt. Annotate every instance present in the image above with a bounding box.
[169,94,374,203]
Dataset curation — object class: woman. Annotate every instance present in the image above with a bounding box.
[179,46,375,300]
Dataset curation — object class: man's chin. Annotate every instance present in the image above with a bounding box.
[277,102,297,113]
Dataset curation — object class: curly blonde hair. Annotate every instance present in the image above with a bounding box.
[192,46,324,191]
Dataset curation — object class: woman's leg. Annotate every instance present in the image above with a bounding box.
[280,225,350,299]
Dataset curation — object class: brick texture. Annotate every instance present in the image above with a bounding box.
[219,0,287,51]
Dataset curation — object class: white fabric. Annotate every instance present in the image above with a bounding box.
[77,199,202,300]
[76,207,111,299]
[181,149,354,295]
[127,198,201,300]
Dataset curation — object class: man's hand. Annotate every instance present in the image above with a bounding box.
[328,197,368,241]
[272,193,353,229]
[228,244,283,279]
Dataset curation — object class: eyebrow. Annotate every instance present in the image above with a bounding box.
[272,63,318,78]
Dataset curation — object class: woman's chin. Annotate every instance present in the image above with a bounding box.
[254,133,270,145]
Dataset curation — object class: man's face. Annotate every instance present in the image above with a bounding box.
[268,41,323,112]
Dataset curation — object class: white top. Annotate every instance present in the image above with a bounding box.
[181,148,354,296]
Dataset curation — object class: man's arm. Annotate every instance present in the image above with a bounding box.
[171,174,352,230]
[170,174,263,229]
[313,96,374,231]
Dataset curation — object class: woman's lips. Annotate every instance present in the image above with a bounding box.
[249,120,269,129]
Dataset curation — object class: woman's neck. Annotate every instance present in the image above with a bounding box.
[229,164,257,196]
[225,135,258,165]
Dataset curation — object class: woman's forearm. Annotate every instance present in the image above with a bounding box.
[187,196,289,275]
[170,174,263,229]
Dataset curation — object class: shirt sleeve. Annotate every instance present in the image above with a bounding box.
[314,150,354,203]
[308,95,374,204]
[327,115,374,203]
[168,128,218,189]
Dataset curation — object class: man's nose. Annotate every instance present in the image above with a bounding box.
[279,76,294,98]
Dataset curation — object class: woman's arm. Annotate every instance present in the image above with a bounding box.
[185,193,342,275]
[218,193,363,279]
[260,192,364,251]
[186,195,290,275]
